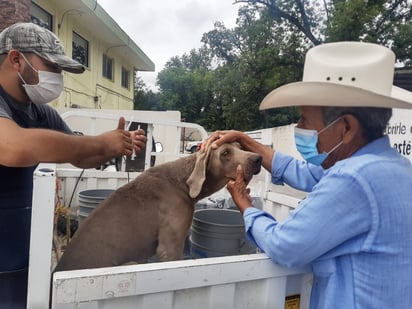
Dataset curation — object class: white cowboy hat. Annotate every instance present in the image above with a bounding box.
[260,41,412,110]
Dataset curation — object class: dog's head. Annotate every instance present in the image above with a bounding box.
[187,142,262,199]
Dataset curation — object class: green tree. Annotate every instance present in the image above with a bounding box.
[202,6,302,130]
[235,0,412,64]
[137,0,412,131]
[234,0,326,45]
[157,48,218,129]
[134,76,163,111]
[325,0,412,66]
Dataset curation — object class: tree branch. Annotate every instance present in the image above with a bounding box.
[375,0,406,36]
[234,0,321,45]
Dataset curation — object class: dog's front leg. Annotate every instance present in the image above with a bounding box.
[156,228,187,261]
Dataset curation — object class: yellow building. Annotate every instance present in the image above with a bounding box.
[29,0,154,109]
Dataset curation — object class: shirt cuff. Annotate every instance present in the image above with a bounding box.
[243,207,261,246]
[271,152,295,185]
[243,207,277,247]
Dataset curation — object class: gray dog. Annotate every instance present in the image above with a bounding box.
[54,142,262,271]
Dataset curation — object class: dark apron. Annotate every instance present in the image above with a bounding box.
[0,86,49,308]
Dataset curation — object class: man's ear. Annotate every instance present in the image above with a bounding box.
[341,114,361,144]
[7,50,23,70]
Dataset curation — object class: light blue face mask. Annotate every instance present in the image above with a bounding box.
[294,118,343,166]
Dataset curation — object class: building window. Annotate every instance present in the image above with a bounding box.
[102,54,113,80]
[121,67,130,89]
[30,2,53,30]
[72,32,89,67]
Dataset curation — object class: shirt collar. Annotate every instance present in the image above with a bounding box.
[351,135,391,158]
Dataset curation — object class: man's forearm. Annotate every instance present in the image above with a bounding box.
[72,154,114,169]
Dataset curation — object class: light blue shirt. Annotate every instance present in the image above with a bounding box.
[244,136,412,309]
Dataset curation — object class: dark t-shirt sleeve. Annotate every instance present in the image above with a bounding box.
[36,104,73,134]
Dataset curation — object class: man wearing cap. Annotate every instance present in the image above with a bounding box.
[0,22,147,308]
[205,42,412,308]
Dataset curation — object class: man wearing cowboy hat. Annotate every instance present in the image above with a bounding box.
[204,41,412,308]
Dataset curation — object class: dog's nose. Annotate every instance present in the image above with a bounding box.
[253,155,263,165]
[252,155,262,174]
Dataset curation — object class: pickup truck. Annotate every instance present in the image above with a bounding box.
[27,109,313,309]
[185,140,203,153]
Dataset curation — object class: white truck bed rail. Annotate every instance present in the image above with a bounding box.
[52,254,312,309]
[27,164,56,309]
[61,110,209,170]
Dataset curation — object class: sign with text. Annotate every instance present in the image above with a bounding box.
[386,109,412,162]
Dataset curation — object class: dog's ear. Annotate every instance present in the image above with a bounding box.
[187,147,212,198]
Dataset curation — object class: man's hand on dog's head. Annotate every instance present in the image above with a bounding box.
[202,130,243,153]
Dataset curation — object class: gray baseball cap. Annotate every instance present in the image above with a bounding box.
[0,22,85,74]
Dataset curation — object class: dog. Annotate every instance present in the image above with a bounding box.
[54,142,262,271]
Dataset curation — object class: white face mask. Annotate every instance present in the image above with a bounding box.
[17,53,64,104]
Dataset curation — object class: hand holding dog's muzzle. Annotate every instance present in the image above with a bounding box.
[226,164,253,214]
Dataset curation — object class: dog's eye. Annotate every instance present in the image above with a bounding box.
[221,150,229,156]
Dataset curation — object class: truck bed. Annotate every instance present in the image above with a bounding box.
[28,163,312,309]
[27,112,313,308]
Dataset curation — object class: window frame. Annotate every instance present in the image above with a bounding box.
[30,2,53,31]
[72,31,89,68]
[102,53,114,81]
[121,66,130,89]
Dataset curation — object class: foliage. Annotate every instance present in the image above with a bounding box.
[134,0,412,131]
[326,0,412,62]
[133,76,164,111]
[156,48,216,128]
[202,6,304,130]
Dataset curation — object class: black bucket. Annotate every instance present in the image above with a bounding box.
[77,189,115,224]
[190,209,256,258]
